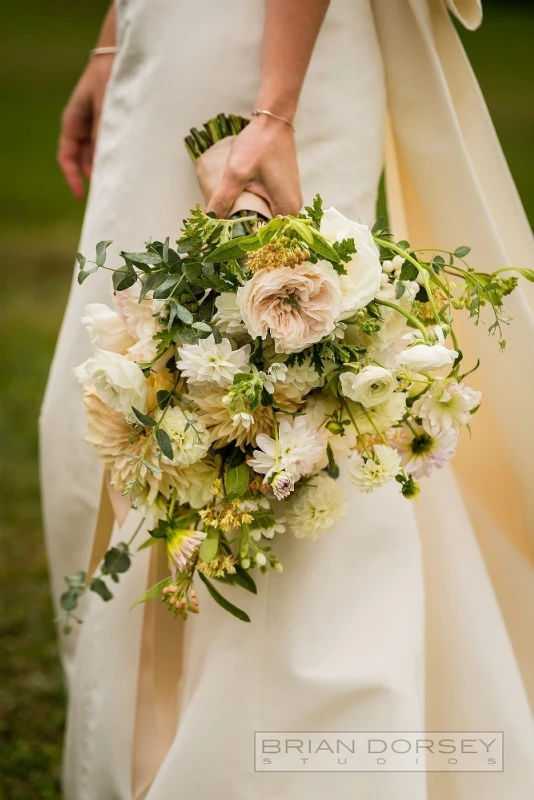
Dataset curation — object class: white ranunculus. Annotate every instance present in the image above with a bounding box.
[320,207,382,317]
[395,343,458,372]
[75,349,147,422]
[81,303,135,354]
[339,366,397,408]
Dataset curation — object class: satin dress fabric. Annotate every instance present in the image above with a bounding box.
[39,1,534,798]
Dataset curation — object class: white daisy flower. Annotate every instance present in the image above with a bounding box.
[248,416,326,482]
[176,335,250,388]
[393,423,458,479]
[286,474,348,540]
[348,444,402,493]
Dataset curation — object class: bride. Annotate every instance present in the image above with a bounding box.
[42,1,534,798]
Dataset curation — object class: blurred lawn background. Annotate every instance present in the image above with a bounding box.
[0,1,532,797]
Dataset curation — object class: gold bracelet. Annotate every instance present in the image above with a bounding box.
[89,46,118,60]
[251,109,295,131]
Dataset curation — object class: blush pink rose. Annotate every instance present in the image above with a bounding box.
[236,261,342,353]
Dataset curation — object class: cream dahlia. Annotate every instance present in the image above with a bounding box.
[286,474,348,540]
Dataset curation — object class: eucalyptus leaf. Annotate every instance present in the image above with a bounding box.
[60,590,79,612]
[75,252,86,269]
[454,246,471,258]
[132,407,157,427]
[90,578,113,602]
[156,428,174,461]
[77,266,99,285]
[121,251,163,267]
[103,547,131,575]
[96,240,113,267]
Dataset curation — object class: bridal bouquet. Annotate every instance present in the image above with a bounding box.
[61,115,532,625]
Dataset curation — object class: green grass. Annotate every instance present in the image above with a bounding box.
[0,4,532,797]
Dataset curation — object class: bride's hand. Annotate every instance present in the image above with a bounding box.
[205,115,302,219]
[57,55,114,199]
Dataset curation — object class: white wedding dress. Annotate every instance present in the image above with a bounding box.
[40,1,534,799]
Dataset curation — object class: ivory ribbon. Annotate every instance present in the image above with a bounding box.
[86,476,184,800]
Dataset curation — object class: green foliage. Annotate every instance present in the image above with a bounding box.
[302,193,324,228]
[197,573,251,622]
[225,463,250,502]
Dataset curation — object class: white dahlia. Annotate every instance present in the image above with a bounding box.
[156,406,209,467]
[273,357,327,409]
[286,474,348,540]
[348,444,402,493]
[82,387,181,506]
[176,335,250,388]
[191,386,273,448]
[248,415,326,482]
[173,458,220,509]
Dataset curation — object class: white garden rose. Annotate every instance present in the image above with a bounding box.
[339,366,397,408]
[236,261,342,353]
[75,349,147,422]
[81,303,135,354]
[320,207,382,317]
[212,292,246,336]
[395,343,457,372]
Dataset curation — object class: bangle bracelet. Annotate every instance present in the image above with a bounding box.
[251,109,295,131]
[89,46,118,60]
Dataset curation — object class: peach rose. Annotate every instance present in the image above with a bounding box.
[236,261,342,353]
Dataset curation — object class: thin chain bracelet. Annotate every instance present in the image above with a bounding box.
[251,109,295,131]
[89,46,118,60]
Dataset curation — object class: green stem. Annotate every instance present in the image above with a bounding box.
[343,401,372,458]
[375,299,430,341]
[375,237,441,325]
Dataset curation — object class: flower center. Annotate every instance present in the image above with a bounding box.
[411,433,433,454]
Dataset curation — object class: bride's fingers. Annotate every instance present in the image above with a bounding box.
[58,103,91,199]
[205,164,248,219]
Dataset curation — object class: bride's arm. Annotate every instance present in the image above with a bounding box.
[206,0,330,218]
[57,4,116,198]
